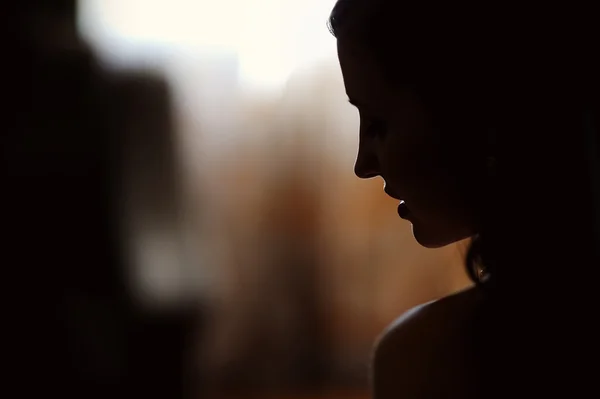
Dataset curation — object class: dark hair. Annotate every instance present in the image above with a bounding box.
[329,0,599,287]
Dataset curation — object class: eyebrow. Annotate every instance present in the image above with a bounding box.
[348,98,365,109]
[348,98,374,113]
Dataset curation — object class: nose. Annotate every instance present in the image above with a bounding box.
[354,140,380,179]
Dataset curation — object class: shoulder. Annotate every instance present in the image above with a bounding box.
[371,286,484,399]
[374,286,483,349]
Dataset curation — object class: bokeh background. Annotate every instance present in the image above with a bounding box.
[11,1,472,398]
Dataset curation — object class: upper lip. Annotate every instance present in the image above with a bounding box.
[384,186,402,201]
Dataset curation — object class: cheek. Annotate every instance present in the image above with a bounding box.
[378,135,436,189]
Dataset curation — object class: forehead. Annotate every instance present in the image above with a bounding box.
[337,37,391,110]
[330,0,384,39]
[332,1,399,109]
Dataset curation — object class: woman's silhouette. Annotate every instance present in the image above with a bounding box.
[328,1,599,398]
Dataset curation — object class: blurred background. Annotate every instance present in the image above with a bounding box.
[8,0,471,398]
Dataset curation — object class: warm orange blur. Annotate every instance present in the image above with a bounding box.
[11,1,472,398]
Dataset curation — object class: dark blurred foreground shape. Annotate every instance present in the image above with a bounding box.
[7,1,204,397]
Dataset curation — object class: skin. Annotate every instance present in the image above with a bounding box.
[337,37,480,248]
[335,10,487,399]
[371,286,484,399]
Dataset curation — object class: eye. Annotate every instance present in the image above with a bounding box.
[362,117,388,138]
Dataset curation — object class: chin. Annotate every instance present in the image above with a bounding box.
[411,223,471,249]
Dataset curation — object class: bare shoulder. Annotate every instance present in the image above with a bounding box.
[371,286,484,399]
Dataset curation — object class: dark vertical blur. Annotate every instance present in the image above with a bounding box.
[6,1,203,397]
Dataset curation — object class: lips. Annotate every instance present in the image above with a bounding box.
[384,186,411,219]
[383,186,402,201]
[398,201,411,219]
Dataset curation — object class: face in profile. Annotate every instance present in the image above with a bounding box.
[336,34,480,248]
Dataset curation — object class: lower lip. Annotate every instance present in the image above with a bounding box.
[398,201,411,219]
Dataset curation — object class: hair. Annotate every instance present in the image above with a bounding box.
[329,0,599,289]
